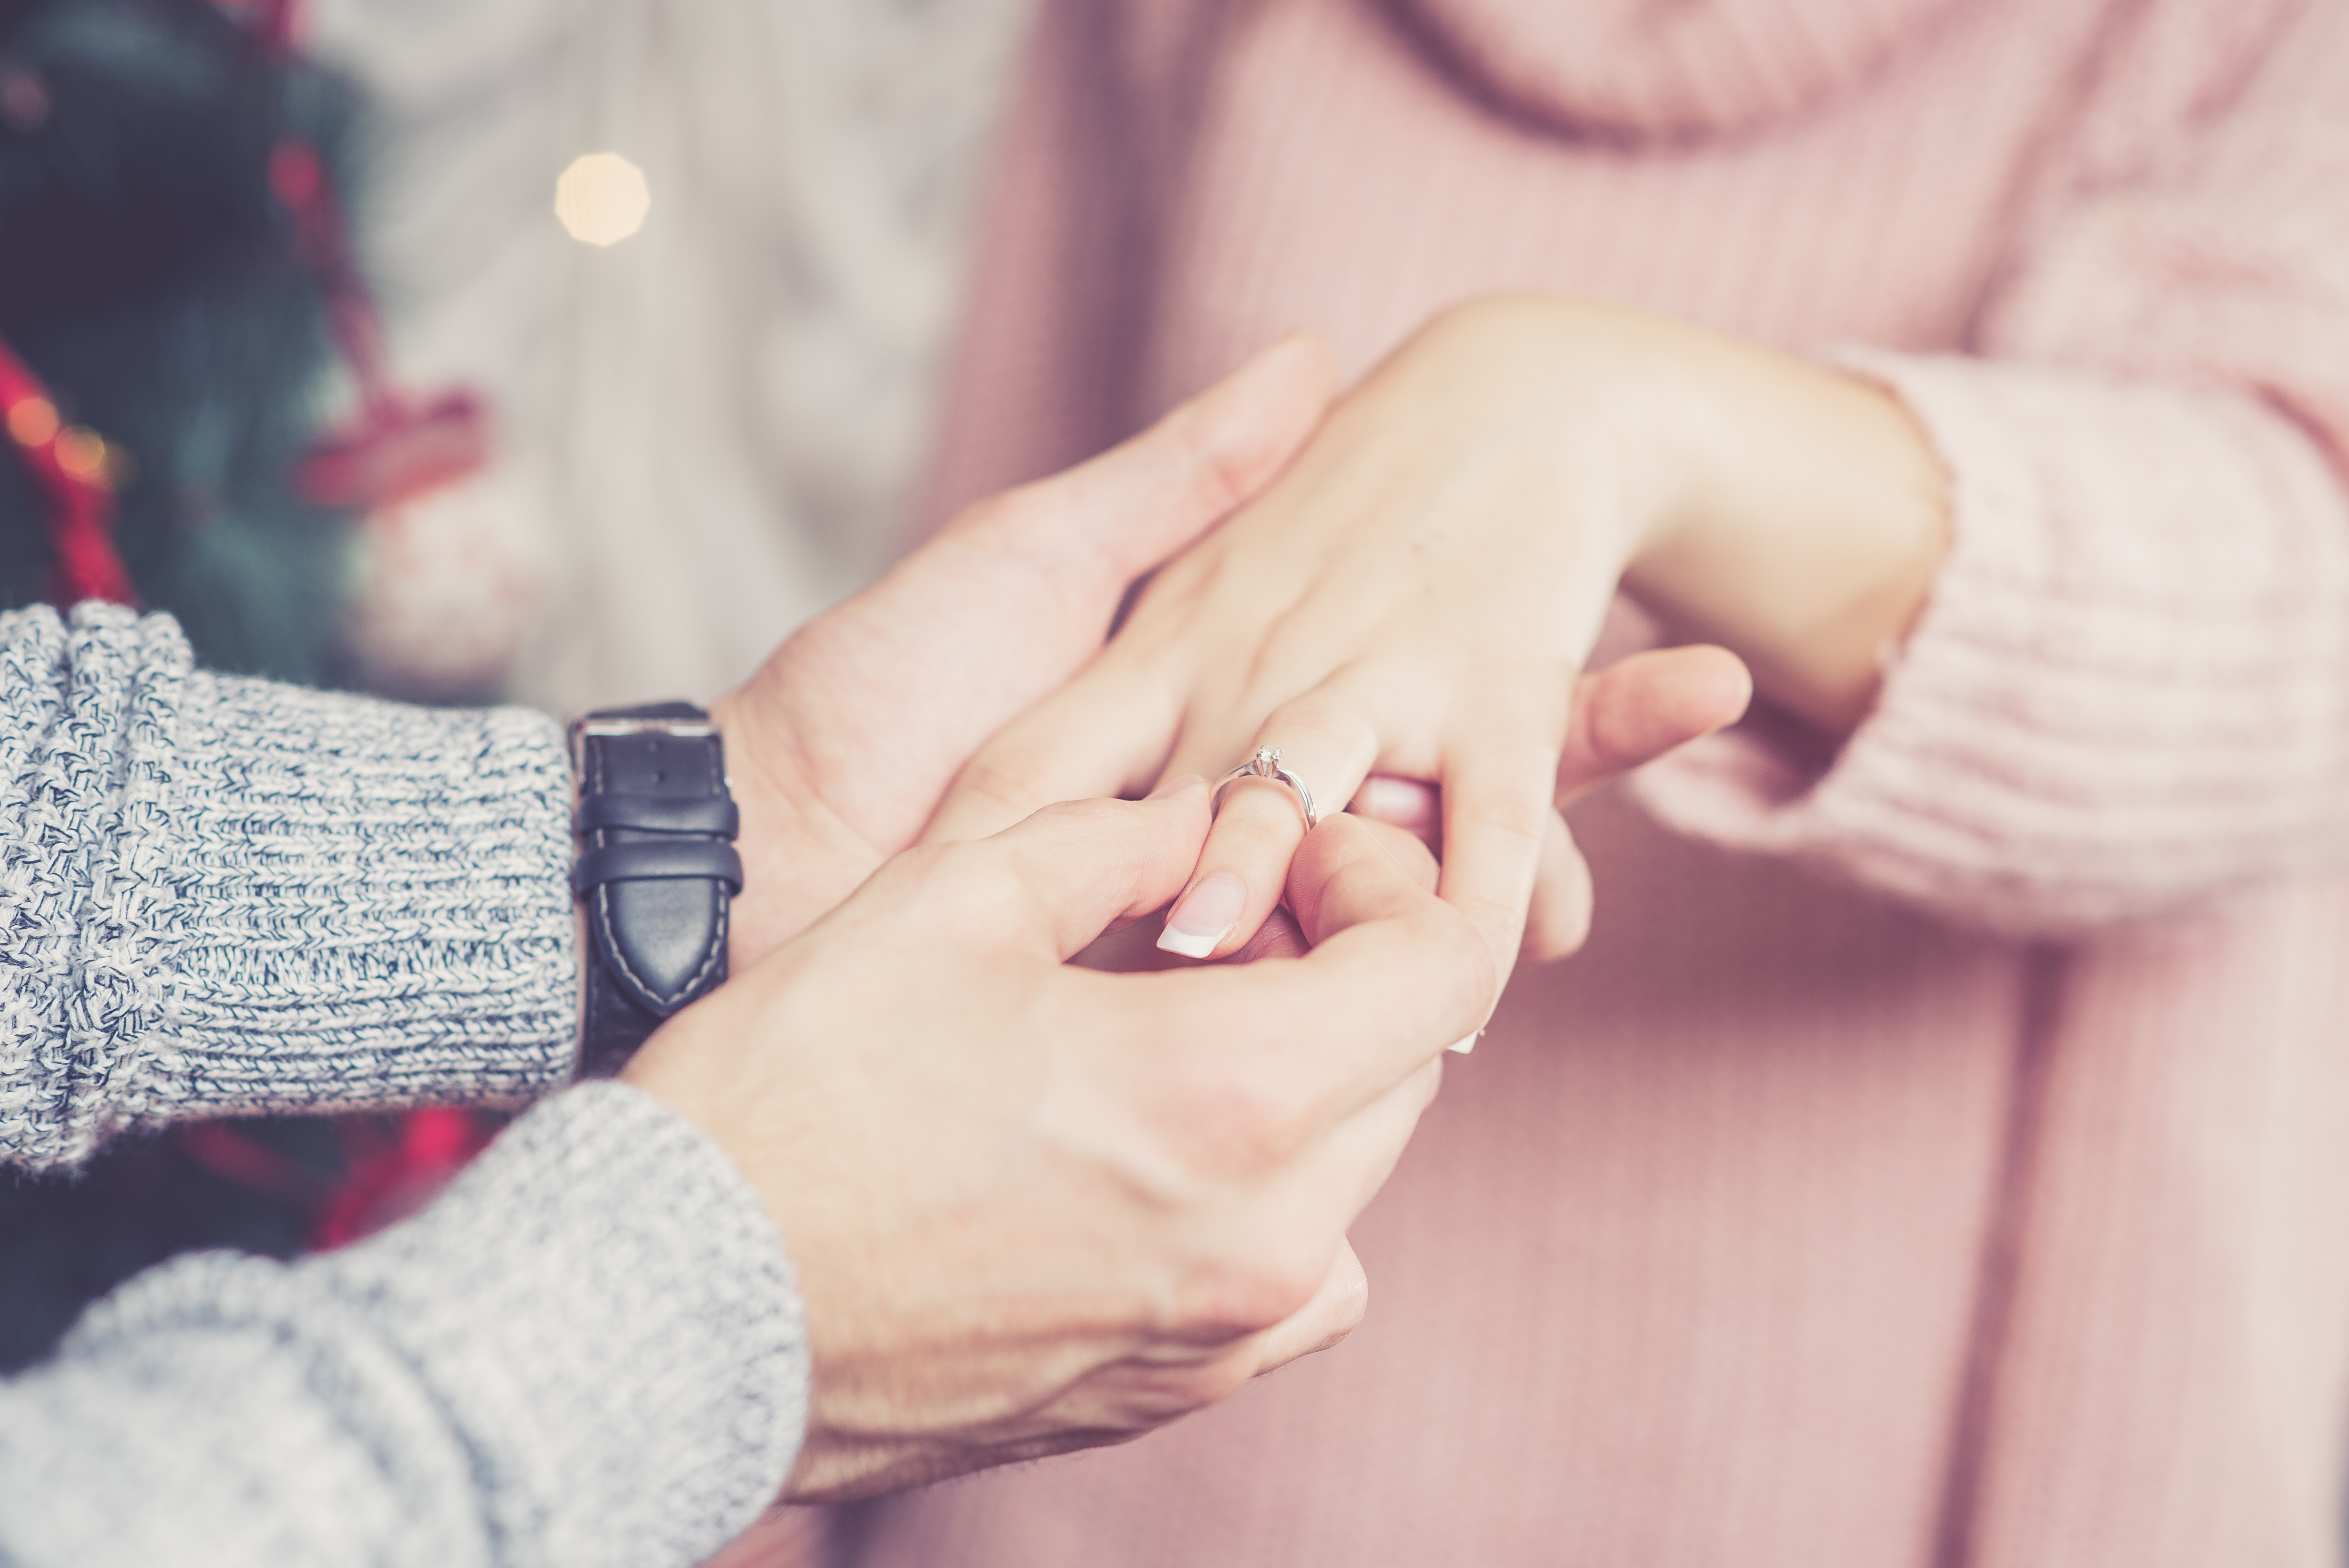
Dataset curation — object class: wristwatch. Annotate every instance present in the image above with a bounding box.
[570,701,743,1078]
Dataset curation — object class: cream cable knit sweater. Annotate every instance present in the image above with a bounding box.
[0,604,807,1568]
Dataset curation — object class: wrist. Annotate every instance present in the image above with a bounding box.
[1617,331,1951,733]
[1433,294,1707,577]
[708,689,887,968]
[570,704,743,1078]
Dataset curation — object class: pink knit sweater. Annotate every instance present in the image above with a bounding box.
[848,1,2349,1563]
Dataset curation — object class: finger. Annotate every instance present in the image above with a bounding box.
[1218,818,1435,966]
[1222,1054,1446,1374]
[756,340,1332,851]
[1242,1051,1445,1375]
[964,779,1214,960]
[1434,706,1569,984]
[1244,1243,1368,1373]
[1225,907,1308,964]
[1556,643,1752,806]
[1154,677,1390,961]
[1347,773,1440,856]
[1066,898,1312,974]
[1353,814,1441,895]
[1345,646,1751,852]
[1292,1052,1444,1230]
[923,657,1179,844]
[1519,809,1595,963]
[1185,813,1493,1123]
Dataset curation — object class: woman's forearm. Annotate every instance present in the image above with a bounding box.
[1616,319,1945,741]
[1455,296,1952,736]
[1627,314,1949,735]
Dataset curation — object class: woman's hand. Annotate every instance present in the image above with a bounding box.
[921,295,1946,978]
[711,332,1335,970]
[626,782,1490,1501]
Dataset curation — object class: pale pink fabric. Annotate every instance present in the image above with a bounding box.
[847,0,2349,1562]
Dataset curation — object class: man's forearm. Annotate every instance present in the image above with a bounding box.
[0,603,580,1171]
[0,1083,809,1568]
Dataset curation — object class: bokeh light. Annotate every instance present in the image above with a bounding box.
[554,152,651,247]
[53,428,107,485]
[6,396,57,448]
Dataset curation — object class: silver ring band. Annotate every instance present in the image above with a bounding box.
[1212,746,1320,831]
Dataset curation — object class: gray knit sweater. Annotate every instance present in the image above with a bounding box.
[0,605,809,1566]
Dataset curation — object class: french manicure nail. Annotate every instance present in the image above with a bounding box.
[1157,872,1248,959]
[1447,1030,1483,1055]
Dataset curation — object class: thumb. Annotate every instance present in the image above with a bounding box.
[977,779,1217,960]
[1207,813,1488,1122]
[942,333,1336,603]
[1283,814,1491,1011]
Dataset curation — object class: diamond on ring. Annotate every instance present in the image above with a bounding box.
[1212,745,1320,831]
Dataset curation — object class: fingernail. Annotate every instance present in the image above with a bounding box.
[1157,872,1248,959]
[1447,1030,1482,1055]
[1147,773,1204,801]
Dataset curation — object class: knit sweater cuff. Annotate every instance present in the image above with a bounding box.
[15,1082,806,1568]
[0,604,580,1169]
[1629,349,2349,935]
[151,647,577,1135]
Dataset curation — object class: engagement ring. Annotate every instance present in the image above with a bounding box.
[1212,746,1320,831]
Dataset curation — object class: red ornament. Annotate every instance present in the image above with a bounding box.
[267,138,492,512]
[0,333,137,611]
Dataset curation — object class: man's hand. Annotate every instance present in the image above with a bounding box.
[625,780,1492,1500]
[711,335,1336,968]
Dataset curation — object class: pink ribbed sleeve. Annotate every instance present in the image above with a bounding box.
[1633,0,2349,935]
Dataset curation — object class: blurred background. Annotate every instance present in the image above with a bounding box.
[0,0,1031,1372]
[308,0,1032,711]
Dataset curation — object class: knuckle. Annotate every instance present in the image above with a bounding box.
[1157,1057,1315,1178]
[883,841,961,900]
[1170,1249,1325,1341]
[1583,684,1654,774]
[1119,1353,1259,1428]
[949,747,1053,822]
[1210,1070,1318,1172]
[1168,1355,1259,1413]
[1451,789,1555,852]
[1169,408,1262,520]
[1042,793,1131,826]
[1030,795,1135,846]
[930,843,1040,926]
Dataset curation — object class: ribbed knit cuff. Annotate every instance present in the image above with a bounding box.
[0,604,580,1169]
[15,1083,806,1568]
[1630,349,2349,935]
[146,641,581,1126]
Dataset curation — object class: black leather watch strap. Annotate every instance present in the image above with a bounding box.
[570,702,740,1079]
